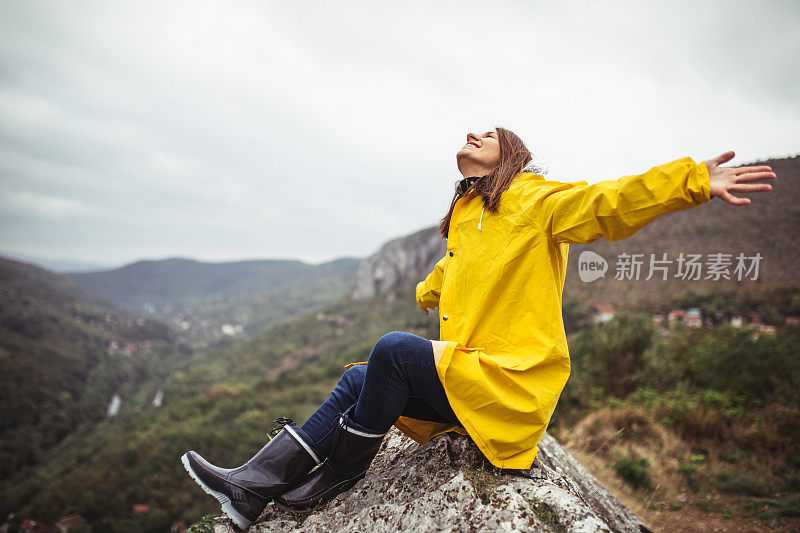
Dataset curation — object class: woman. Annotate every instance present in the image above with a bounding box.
[182,127,776,529]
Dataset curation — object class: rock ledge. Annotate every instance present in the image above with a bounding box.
[211,429,650,532]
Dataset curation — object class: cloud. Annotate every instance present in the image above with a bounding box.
[1,190,98,220]
[0,0,797,265]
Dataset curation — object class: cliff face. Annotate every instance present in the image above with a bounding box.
[350,227,446,303]
[212,430,649,532]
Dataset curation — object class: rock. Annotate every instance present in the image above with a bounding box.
[350,227,445,302]
[209,429,650,532]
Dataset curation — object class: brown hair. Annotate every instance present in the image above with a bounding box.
[438,126,535,239]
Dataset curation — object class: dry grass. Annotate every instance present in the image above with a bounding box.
[563,405,691,506]
[560,404,800,531]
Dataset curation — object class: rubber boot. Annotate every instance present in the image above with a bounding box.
[274,409,386,513]
[181,419,321,530]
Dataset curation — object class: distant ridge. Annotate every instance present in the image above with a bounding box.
[0,252,116,273]
[67,256,361,310]
[66,256,363,345]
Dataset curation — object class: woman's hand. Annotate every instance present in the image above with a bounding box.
[705,151,776,206]
[421,307,433,315]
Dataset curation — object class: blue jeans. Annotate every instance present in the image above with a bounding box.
[297,331,462,460]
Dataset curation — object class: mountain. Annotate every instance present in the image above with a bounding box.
[67,257,362,346]
[67,257,360,309]
[351,226,445,303]
[0,256,173,479]
[0,251,118,273]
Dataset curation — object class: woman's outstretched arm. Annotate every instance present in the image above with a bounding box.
[513,153,775,245]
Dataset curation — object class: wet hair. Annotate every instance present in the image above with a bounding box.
[438,126,538,239]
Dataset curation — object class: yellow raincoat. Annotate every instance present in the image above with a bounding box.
[393,156,711,469]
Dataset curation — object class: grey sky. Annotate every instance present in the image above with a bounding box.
[1,0,798,267]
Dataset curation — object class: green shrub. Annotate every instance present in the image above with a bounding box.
[699,495,718,512]
[785,470,800,491]
[700,390,731,409]
[188,514,222,533]
[714,469,771,497]
[567,313,656,399]
[777,494,800,518]
[689,328,800,403]
[613,450,652,491]
[679,462,700,491]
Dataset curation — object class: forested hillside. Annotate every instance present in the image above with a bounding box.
[3,277,799,530]
[0,256,173,479]
[0,287,436,531]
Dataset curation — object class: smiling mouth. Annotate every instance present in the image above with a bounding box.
[465,142,479,148]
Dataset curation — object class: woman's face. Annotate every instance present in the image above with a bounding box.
[456,129,501,176]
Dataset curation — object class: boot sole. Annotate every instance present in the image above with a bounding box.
[181,453,253,530]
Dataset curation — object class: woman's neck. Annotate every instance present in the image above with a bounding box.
[457,161,493,180]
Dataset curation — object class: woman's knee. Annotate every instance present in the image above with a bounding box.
[370,331,424,367]
[336,364,366,398]
[371,331,408,362]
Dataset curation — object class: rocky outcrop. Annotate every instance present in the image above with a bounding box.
[209,429,649,532]
[350,227,445,302]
